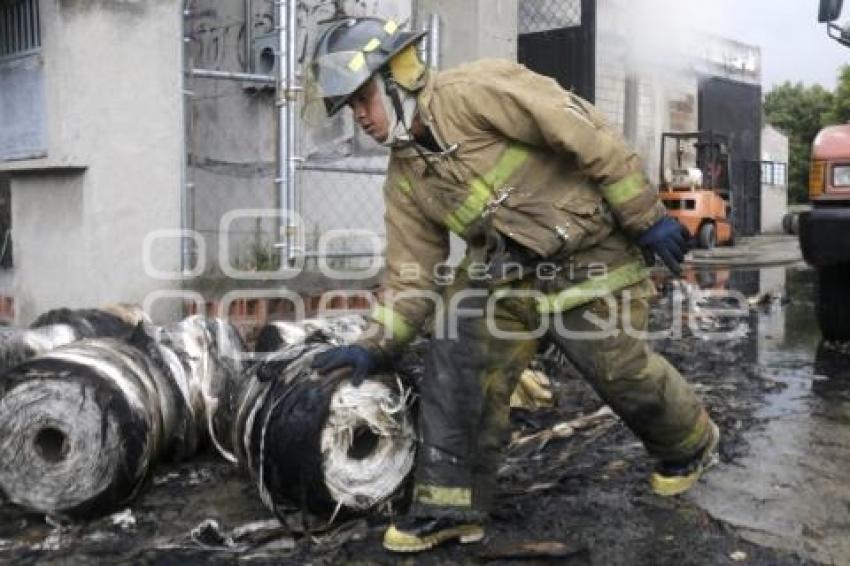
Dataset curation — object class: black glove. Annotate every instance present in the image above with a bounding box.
[310,345,378,387]
[636,217,691,276]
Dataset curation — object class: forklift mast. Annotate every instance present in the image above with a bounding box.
[659,131,731,195]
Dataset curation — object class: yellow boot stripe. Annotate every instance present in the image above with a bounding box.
[670,409,712,456]
[413,483,473,507]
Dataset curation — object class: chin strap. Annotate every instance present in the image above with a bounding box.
[378,72,418,148]
[379,71,444,177]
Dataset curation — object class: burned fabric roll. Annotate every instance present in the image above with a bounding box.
[253,316,369,353]
[156,315,247,462]
[0,316,246,518]
[0,336,192,517]
[234,317,416,520]
[0,304,146,375]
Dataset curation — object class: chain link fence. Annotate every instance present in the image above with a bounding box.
[518,0,581,34]
[180,0,415,334]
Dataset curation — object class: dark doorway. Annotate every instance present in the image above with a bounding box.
[517,0,596,103]
[698,77,762,236]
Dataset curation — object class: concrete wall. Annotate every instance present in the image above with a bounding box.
[0,0,184,323]
[761,125,789,234]
[416,0,517,70]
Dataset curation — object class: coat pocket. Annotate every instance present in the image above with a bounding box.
[492,190,611,259]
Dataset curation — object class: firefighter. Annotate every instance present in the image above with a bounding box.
[308,17,719,553]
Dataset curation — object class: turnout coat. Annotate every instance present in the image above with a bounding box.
[360,59,665,355]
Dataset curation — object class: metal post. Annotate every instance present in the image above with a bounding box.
[275,0,299,267]
[286,0,299,263]
[427,13,441,69]
[180,1,193,274]
[244,0,253,72]
[190,68,275,84]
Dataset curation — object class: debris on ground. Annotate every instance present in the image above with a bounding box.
[510,368,555,410]
[109,509,136,531]
[480,540,589,561]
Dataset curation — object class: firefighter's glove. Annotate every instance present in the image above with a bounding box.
[636,217,690,276]
[311,345,378,387]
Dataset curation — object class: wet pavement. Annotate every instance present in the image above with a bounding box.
[690,266,850,565]
[0,260,849,564]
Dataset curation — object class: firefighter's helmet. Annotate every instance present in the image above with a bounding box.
[309,17,427,116]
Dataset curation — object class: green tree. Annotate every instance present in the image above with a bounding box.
[764,82,833,203]
[824,65,850,124]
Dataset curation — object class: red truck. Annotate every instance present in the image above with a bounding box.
[799,0,850,339]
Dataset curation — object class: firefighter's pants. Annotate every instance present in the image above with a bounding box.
[410,275,712,519]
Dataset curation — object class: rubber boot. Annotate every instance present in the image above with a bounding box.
[650,419,721,496]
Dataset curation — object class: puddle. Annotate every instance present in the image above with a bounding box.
[689,265,850,564]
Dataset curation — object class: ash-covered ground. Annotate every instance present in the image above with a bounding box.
[1,264,847,565]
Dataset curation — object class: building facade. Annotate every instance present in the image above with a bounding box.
[0,0,782,323]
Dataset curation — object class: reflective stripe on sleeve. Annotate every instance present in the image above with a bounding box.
[601,172,646,206]
[370,305,415,343]
[397,177,412,195]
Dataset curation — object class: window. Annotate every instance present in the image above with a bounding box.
[663,199,696,211]
[761,161,787,186]
[0,0,46,161]
[833,165,850,187]
[0,0,41,59]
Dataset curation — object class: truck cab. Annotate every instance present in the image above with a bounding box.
[799,126,850,339]
[798,0,850,340]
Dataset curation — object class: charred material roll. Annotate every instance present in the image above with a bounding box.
[0,316,246,518]
[156,315,246,463]
[233,317,416,521]
[0,304,146,374]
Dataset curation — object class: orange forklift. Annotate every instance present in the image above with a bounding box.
[658,131,734,249]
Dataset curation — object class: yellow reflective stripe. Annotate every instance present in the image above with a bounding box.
[601,173,646,206]
[348,51,366,71]
[443,144,530,234]
[397,178,412,195]
[484,144,530,187]
[363,37,381,52]
[444,179,491,234]
[384,20,398,34]
[371,305,415,343]
[414,484,472,507]
[668,409,711,455]
[535,261,649,314]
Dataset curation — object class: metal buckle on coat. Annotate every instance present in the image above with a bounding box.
[482,186,515,218]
